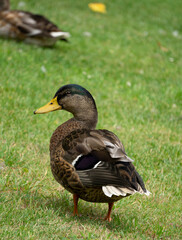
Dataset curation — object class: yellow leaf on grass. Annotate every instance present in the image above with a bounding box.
[88,3,106,13]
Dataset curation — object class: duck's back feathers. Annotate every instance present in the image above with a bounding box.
[0,9,70,46]
[61,128,149,199]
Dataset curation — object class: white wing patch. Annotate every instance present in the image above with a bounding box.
[102,186,127,197]
[24,17,37,25]
[27,28,42,36]
[102,185,150,197]
[50,31,70,38]
[72,154,83,167]
[93,161,102,169]
[71,154,101,171]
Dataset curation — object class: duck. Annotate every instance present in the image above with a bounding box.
[0,0,70,46]
[34,84,150,221]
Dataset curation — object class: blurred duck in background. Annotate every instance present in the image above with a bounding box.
[0,0,70,46]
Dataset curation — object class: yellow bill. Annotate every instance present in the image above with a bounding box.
[34,96,62,114]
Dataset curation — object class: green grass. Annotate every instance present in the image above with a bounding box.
[0,0,182,239]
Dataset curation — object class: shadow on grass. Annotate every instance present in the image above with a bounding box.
[22,189,139,233]
[0,37,70,52]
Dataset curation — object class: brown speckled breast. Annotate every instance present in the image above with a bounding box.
[50,119,86,194]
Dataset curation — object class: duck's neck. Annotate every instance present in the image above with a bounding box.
[50,103,98,152]
[0,0,10,10]
[64,95,98,131]
[71,107,98,130]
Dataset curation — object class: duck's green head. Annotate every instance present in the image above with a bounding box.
[34,84,97,116]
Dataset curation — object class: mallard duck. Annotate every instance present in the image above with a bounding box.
[34,84,150,221]
[0,0,70,46]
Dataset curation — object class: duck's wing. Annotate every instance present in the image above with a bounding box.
[16,11,70,40]
[62,129,150,198]
[0,10,70,45]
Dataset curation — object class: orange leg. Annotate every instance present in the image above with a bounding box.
[73,194,79,216]
[104,202,114,222]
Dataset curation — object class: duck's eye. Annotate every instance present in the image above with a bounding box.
[66,91,71,95]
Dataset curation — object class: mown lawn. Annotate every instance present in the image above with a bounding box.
[0,0,182,239]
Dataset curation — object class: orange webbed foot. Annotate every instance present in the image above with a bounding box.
[104,202,114,222]
[104,216,112,222]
